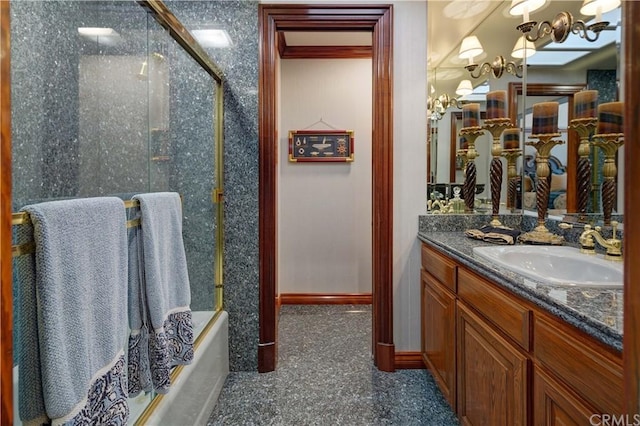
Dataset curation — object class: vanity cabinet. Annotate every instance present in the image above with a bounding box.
[457,302,528,426]
[533,313,624,421]
[420,242,623,426]
[533,365,596,426]
[421,269,456,407]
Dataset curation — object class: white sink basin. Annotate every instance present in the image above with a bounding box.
[472,245,623,288]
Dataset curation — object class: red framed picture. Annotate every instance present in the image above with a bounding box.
[288,130,354,162]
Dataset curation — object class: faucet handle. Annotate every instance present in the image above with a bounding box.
[558,222,573,230]
[611,220,619,239]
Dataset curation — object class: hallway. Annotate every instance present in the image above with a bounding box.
[207,305,459,425]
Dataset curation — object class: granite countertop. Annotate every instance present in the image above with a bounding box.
[418,230,623,353]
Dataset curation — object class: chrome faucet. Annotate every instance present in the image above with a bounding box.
[559,220,623,261]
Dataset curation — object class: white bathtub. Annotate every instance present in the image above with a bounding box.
[13,310,229,425]
[141,310,229,425]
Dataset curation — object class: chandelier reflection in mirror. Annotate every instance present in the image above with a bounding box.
[510,0,620,43]
[458,35,534,79]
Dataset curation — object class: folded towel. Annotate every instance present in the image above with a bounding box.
[465,225,521,245]
[19,197,129,425]
[128,192,194,395]
[483,232,517,245]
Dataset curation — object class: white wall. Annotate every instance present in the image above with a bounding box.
[278,59,373,294]
[392,0,427,351]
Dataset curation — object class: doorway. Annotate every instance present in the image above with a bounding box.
[258,4,394,372]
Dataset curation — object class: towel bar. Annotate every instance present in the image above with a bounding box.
[11,199,143,257]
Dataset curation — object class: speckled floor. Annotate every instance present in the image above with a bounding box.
[207,305,459,425]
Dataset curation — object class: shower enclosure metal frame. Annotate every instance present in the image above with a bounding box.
[0,0,225,423]
[133,1,227,422]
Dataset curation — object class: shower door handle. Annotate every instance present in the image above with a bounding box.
[212,188,224,204]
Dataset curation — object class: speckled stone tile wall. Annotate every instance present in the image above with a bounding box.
[522,213,624,246]
[418,213,522,233]
[10,1,253,363]
[166,0,260,371]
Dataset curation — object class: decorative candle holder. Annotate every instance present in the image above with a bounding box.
[456,148,469,174]
[591,133,624,226]
[501,148,522,211]
[459,126,484,213]
[569,117,597,217]
[520,133,566,245]
[483,118,512,226]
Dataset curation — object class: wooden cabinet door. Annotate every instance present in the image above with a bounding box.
[457,302,528,426]
[533,365,596,426]
[421,269,456,408]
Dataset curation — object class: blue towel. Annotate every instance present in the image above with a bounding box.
[128,192,194,395]
[126,203,151,397]
[19,197,129,425]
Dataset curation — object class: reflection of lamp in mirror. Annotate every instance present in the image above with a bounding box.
[592,101,624,226]
[459,35,525,79]
[512,0,620,43]
[569,90,599,217]
[501,128,523,211]
[510,35,536,59]
[520,102,565,245]
[483,90,513,227]
[456,80,473,97]
[428,93,464,121]
[460,103,484,213]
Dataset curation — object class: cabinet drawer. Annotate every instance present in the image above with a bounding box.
[421,244,456,291]
[534,313,623,415]
[458,267,531,351]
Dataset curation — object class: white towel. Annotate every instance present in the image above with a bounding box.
[127,192,194,395]
[19,197,129,425]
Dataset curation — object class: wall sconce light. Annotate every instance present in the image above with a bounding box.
[511,0,620,43]
[428,93,465,121]
[458,36,524,79]
[456,80,473,97]
[511,35,537,59]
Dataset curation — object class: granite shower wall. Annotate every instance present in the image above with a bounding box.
[167,0,260,371]
[10,0,221,368]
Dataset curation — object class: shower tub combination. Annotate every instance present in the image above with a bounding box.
[9,1,229,423]
[13,312,228,425]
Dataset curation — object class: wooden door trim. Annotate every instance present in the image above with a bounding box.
[624,1,640,417]
[277,33,372,59]
[258,4,394,372]
[1,1,12,423]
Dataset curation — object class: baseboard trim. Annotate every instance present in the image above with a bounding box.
[280,293,372,305]
[376,342,396,372]
[395,352,425,369]
[258,342,276,373]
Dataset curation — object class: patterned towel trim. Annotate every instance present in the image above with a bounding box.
[150,308,194,394]
[52,350,129,426]
[127,327,151,397]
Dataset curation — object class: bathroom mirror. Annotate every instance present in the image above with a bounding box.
[426,0,623,219]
